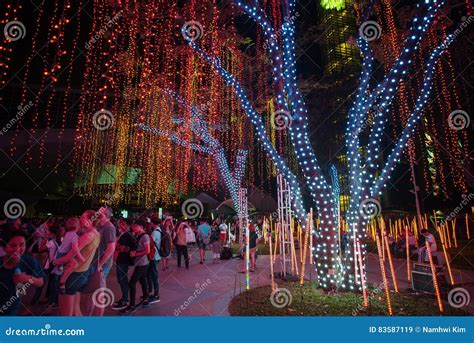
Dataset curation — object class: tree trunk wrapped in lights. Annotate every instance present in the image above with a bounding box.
[187,0,461,291]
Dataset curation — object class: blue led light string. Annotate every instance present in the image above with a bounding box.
[344,0,457,290]
[189,42,309,225]
[343,36,375,290]
[360,0,445,119]
[235,0,339,288]
[370,40,454,198]
[365,0,446,172]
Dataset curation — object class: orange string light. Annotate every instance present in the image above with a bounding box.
[376,235,393,316]
[384,234,399,293]
[425,241,444,313]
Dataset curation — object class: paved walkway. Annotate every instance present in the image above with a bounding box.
[25,246,474,316]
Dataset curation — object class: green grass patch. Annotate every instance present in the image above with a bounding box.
[228,282,470,316]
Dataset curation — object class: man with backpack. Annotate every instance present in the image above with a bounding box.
[147,217,161,304]
[120,220,150,315]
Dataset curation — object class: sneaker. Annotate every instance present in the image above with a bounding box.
[119,305,136,315]
[141,299,150,308]
[149,295,160,304]
[112,301,128,311]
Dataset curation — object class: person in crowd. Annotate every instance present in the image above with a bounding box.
[31,223,63,307]
[218,222,227,246]
[407,230,417,249]
[210,225,221,263]
[31,218,53,274]
[160,219,172,271]
[340,231,348,255]
[240,222,260,273]
[418,229,437,262]
[29,222,54,306]
[197,218,211,264]
[394,231,405,258]
[42,225,64,314]
[56,210,100,316]
[386,233,396,256]
[94,207,116,279]
[0,228,44,316]
[9,218,23,231]
[120,220,150,315]
[175,220,190,269]
[85,207,116,316]
[147,217,161,304]
[54,218,86,294]
[112,218,134,311]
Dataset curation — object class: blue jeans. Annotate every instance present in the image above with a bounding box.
[147,260,159,296]
[116,264,129,302]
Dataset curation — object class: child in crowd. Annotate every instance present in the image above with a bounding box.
[54,218,86,293]
[210,225,221,263]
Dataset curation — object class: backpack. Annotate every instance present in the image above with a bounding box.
[210,229,219,243]
[220,246,232,260]
[159,230,171,257]
[148,233,157,261]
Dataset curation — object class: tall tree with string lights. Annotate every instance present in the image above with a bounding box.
[185,0,465,290]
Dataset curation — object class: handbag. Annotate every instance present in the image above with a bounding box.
[185,227,196,243]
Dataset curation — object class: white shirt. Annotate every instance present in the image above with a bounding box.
[44,239,58,270]
[425,233,437,252]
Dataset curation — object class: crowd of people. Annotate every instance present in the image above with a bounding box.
[0,208,242,316]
